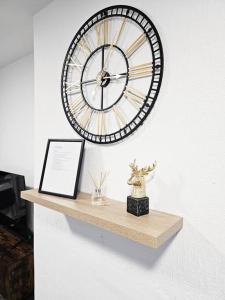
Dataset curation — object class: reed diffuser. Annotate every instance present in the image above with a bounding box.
[89,171,109,206]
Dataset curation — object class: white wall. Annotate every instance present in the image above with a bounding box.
[0,54,34,187]
[33,0,225,299]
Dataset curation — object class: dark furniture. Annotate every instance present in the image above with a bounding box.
[0,227,34,300]
[0,171,26,220]
[0,171,31,240]
[0,172,34,299]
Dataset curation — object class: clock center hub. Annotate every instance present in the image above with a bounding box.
[96,70,111,87]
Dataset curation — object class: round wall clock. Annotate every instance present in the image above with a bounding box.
[61,5,163,144]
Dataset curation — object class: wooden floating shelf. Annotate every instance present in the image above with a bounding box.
[21,189,182,249]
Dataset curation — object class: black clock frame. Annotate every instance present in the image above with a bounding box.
[61,5,164,144]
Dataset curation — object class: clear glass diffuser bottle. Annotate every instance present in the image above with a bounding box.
[91,187,105,206]
[90,171,109,206]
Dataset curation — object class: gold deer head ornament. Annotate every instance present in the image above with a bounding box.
[128,159,156,198]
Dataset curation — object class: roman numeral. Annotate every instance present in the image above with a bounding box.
[68,96,85,115]
[125,33,147,58]
[97,112,106,135]
[95,22,103,47]
[95,18,109,47]
[104,18,109,44]
[67,56,83,72]
[129,62,152,78]
[124,86,146,109]
[78,36,92,57]
[113,17,126,46]
[79,107,93,129]
[104,17,126,67]
[112,105,126,129]
[65,81,80,95]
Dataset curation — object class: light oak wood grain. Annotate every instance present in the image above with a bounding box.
[21,189,182,248]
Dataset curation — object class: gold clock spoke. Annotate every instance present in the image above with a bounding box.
[97,111,107,135]
[124,86,146,109]
[112,105,126,129]
[125,33,147,58]
[129,62,153,78]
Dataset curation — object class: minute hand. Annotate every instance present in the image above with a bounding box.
[103,72,127,80]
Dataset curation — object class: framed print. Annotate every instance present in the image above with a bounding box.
[39,139,85,199]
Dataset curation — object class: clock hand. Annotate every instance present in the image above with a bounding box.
[81,72,126,86]
[103,62,154,81]
[103,72,127,80]
[66,64,150,93]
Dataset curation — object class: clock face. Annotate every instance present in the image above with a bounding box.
[61,5,163,144]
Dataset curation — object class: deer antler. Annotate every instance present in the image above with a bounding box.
[129,159,138,175]
[139,161,156,176]
[129,160,156,179]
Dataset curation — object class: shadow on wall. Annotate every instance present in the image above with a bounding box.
[64,216,225,299]
[65,214,175,269]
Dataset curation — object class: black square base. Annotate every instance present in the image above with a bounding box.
[127,196,149,217]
